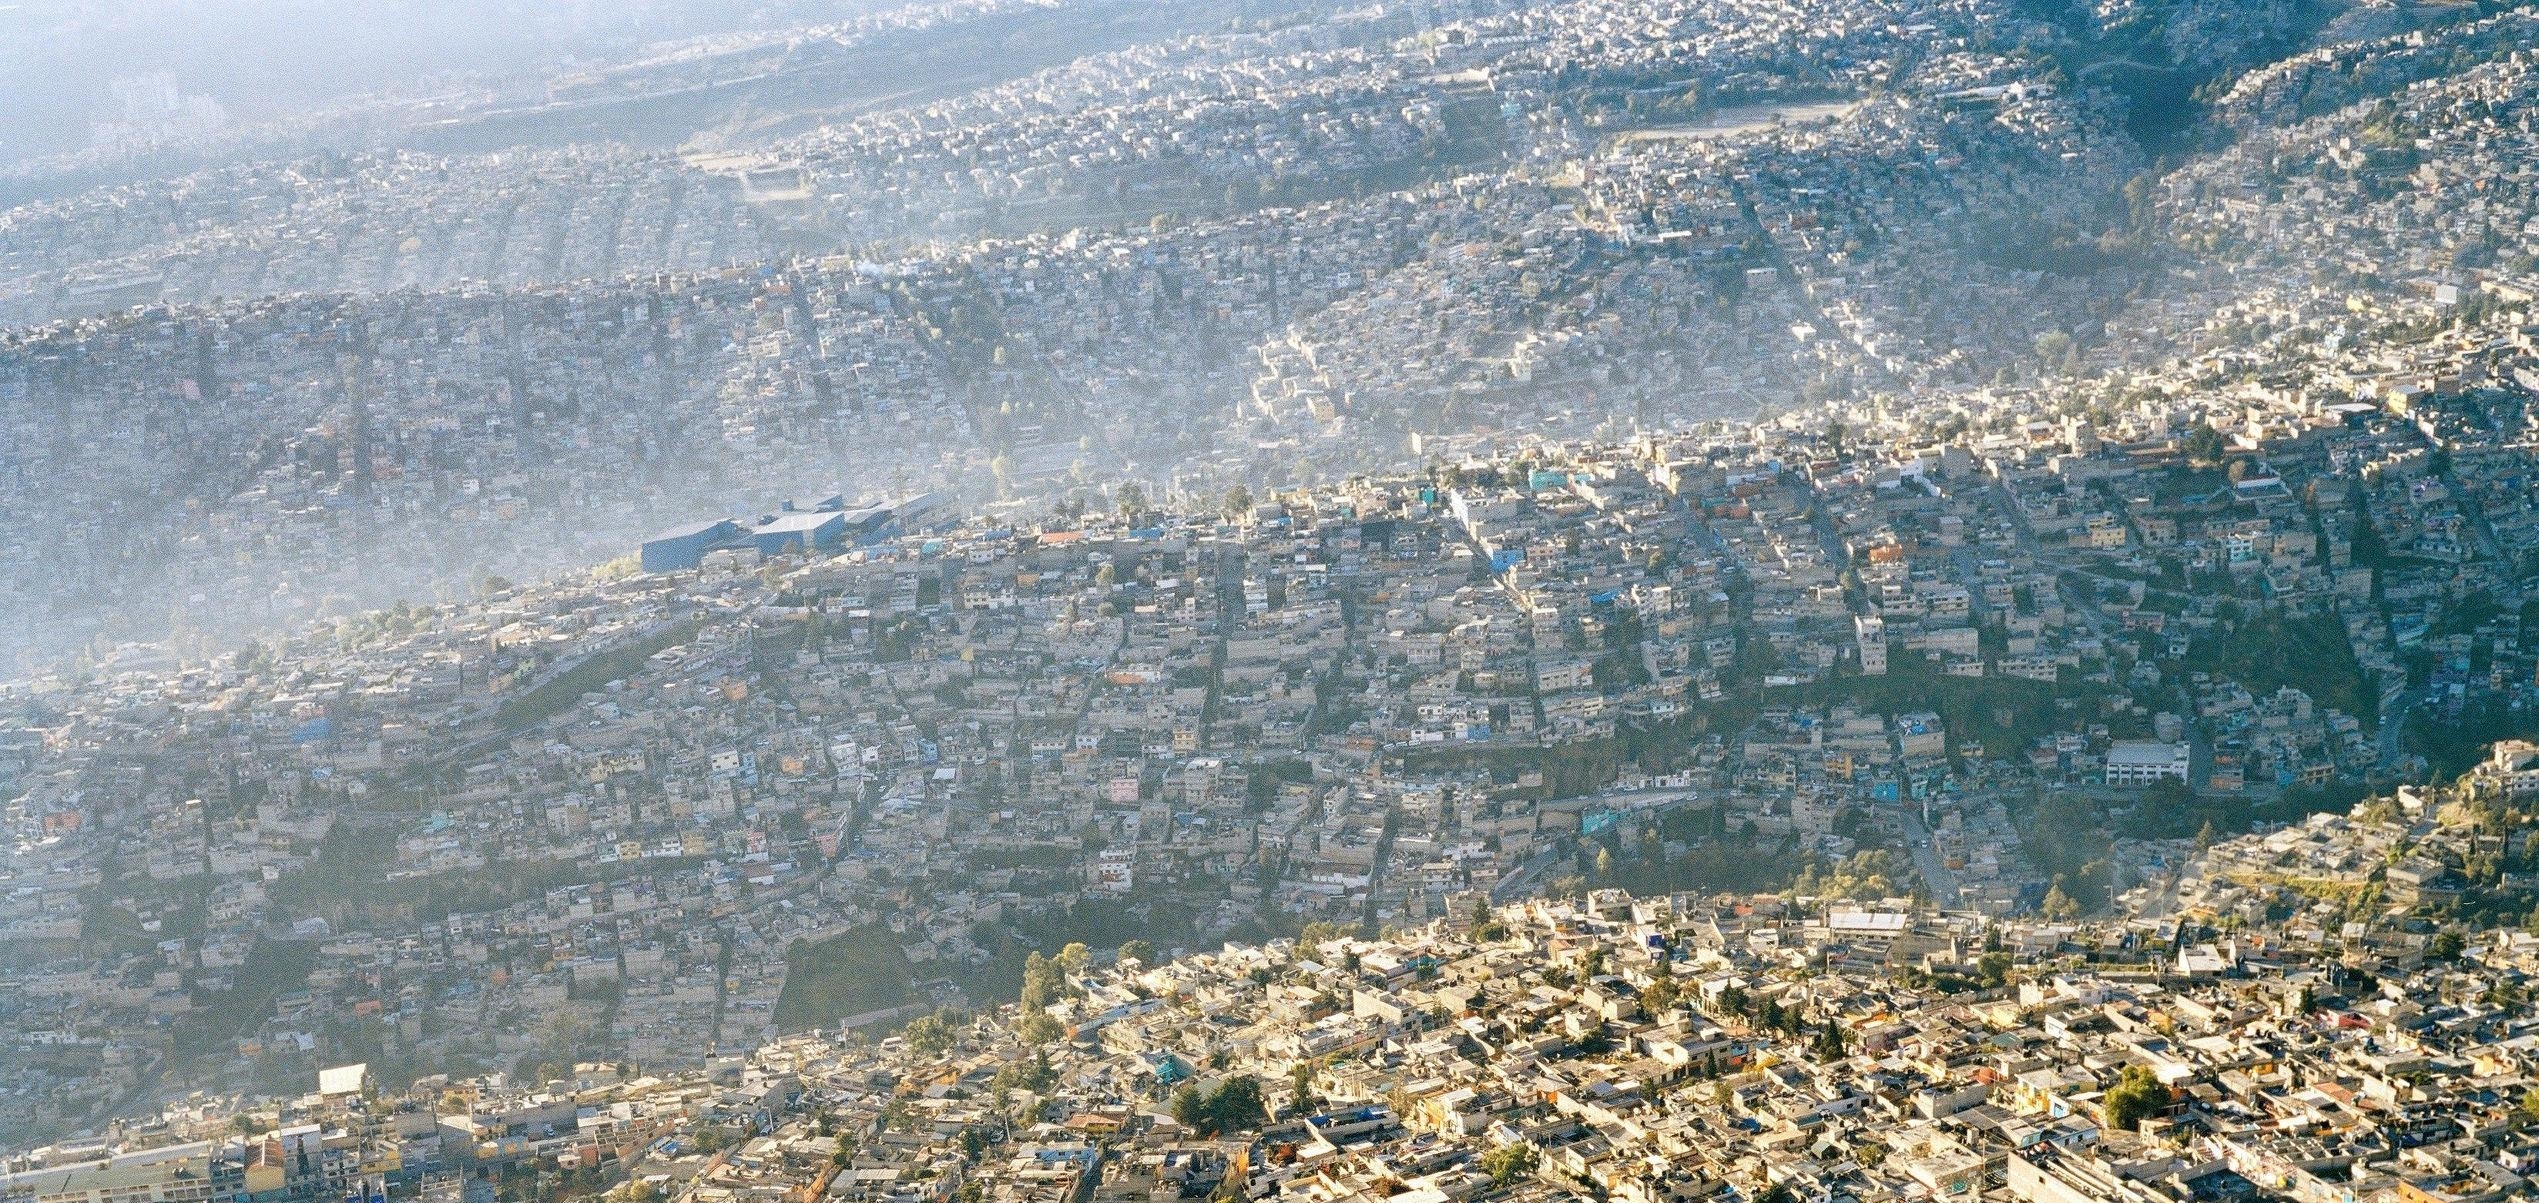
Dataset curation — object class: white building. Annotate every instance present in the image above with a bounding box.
[2103,741,2189,787]
[2482,740,2539,797]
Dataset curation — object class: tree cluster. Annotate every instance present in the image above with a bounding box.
[1169,1075,1269,1137]
[2103,1065,2170,1131]
[1480,1143,1539,1188]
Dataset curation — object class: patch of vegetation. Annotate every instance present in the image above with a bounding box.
[1481,1143,1540,1187]
[2100,62,2206,152]
[1970,218,2147,278]
[1778,656,2074,759]
[775,927,915,1033]
[1399,655,2067,809]
[172,936,317,1061]
[1246,759,1315,809]
[2116,777,2373,841]
[2104,1064,2171,1130]
[968,844,1083,871]
[2183,610,2374,729]
[265,820,400,910]
[271,816,700,924]
[1598,818,1810,897]
[2012,790,2116,912]
[953,895,1206,1008]
[1168,1074,1268,1136]
[496,619,701,732]
[2407,698,2539,781]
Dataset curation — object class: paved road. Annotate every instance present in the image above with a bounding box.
[2377,686,2413,769]
[2134,863,2185,921]
[1897,808,1962,907]
[1491,843,1569,903]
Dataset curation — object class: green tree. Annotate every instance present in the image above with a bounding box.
[2034,330,2074,370]
[1208,1075,1268,1132]
[1172,1075,1271,1136]
[903,1010,960,1057]
[2103,1066,2170,1131]
[1020,951,1059,1011]
[1170,1083,1209,1131]
[1015,1012,1064,1046]
[1118,939,1157,967]
[2181,424,2227,466]
[1299,920,1359,953]
[1480,1143,1539,1188]
[995,1047,1058,1094]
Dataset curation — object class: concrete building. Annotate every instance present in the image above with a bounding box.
[2102,741,2190,787]
[641,519,741,573]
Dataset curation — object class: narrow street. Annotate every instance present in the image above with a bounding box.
[1897,807,1962,909]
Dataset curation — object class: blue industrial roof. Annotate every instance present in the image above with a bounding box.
[757,512,843,534]
[645,518,735,544]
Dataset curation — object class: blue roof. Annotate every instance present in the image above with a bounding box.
[758,512,843,534]
[646,518,734,544]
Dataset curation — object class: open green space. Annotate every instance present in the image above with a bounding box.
[774,927,915,1034]
[2183,610,2375,729]
[496,619,701,732]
